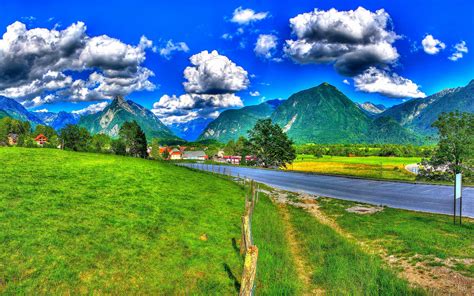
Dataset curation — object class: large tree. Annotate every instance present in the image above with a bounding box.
[119,121,148,158]
[248,119,296,168]
[429,112,473,175]
[59,124,91,151]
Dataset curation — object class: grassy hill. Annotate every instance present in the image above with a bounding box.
[0,148,246,294]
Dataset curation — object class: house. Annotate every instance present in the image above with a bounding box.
[7,133,18,146]
[182,151,208,161]
[34,134,48,146]
[169,151,182,160]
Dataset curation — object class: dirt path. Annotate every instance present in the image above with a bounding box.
[263,187,474,296]
[278,204,324,296]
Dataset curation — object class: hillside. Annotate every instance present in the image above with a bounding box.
[0,96,44,126]
[0,147,247,293]
[199,99,282,143]
[79,96,176,140]
[380,79,474,135]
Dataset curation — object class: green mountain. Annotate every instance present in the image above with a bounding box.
[380,79,474,135]
[78,96,176,140]
[198,100,282,143]
[270,83,421,144]
[0,96,44,126]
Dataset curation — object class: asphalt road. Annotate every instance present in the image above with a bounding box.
[181,163,474,218]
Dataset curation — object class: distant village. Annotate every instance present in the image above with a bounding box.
[153,145,255,164]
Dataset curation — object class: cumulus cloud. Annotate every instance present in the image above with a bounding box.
[72,101,109,116]
[249,91,260,96]
[183,50,249,94]
[231,7,269,25]
[448,41,468,61]
[34,108,49,113]
[421,35,445,55]
[284,7,399,76]
[343,79,350,85]
[0,21,155,107]
[151,93,240,124]
[254,34,279,60]
[158,40,189,59]
[152,50,249,124]
[354,67,426,98]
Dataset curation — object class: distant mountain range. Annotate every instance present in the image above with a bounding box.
[78,96,175,140]
[378,79,474,135]
[1,80,472,144]
[357,102,386,116]
[34,111,80,130]
[199,99,282,143]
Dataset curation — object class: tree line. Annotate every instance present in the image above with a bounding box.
[0,117,148,158]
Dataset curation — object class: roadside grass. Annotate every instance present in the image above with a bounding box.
[287,205,425,295]
[317,198,474,277]
[252,193,301,295]
[287,155,421,181]
[0,147,246,294]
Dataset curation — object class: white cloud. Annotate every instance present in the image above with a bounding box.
[254,34,279,60]
[354,67,426,98]
[72,101,109,116]
[0,21,155,107]
[151,93,241,124]
[421,35,445,55]
[231,7,269,25]
[249,91,260,96]
[343,79,350,85]
[183,50,249,94]
[152,50,249,125]
[158,40,189,59]
[34,108,49,113]
[284,7,399,76]
[448,41,468,61]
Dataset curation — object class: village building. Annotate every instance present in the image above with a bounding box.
[169,150,182,160]
[182,151,208,161]
[34,134,48,146]
[7,133,18,146]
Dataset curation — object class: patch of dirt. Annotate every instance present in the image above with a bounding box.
[264,187,474,295]
[346,205,384,215]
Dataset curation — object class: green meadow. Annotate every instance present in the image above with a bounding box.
[0,148,247,294]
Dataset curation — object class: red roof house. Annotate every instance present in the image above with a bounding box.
[34,134,48,146]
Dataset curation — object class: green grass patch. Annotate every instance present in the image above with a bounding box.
[318,198,474,276]
[287,206,425,295]
[0,147,246,294]
[252,194,301,295]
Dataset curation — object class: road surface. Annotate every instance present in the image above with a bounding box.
[180,163,474,218]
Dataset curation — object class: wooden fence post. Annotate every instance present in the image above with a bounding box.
[239,246,259,296]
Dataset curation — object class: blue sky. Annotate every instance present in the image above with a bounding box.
[0,0,473,125]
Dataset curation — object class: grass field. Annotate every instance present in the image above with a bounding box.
[287,155,422,181]
[318,198,474,277]
[0,147,249,294]
[2,147,469,294]
[287,206,424,295]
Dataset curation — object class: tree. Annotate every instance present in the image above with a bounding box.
[428,112,473,175]
[59,124,91,151]
[149,139,162,159]
[89,133,112,153]
[119,121,148,158]
[111,139,126,155]
[248,119,296,168]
